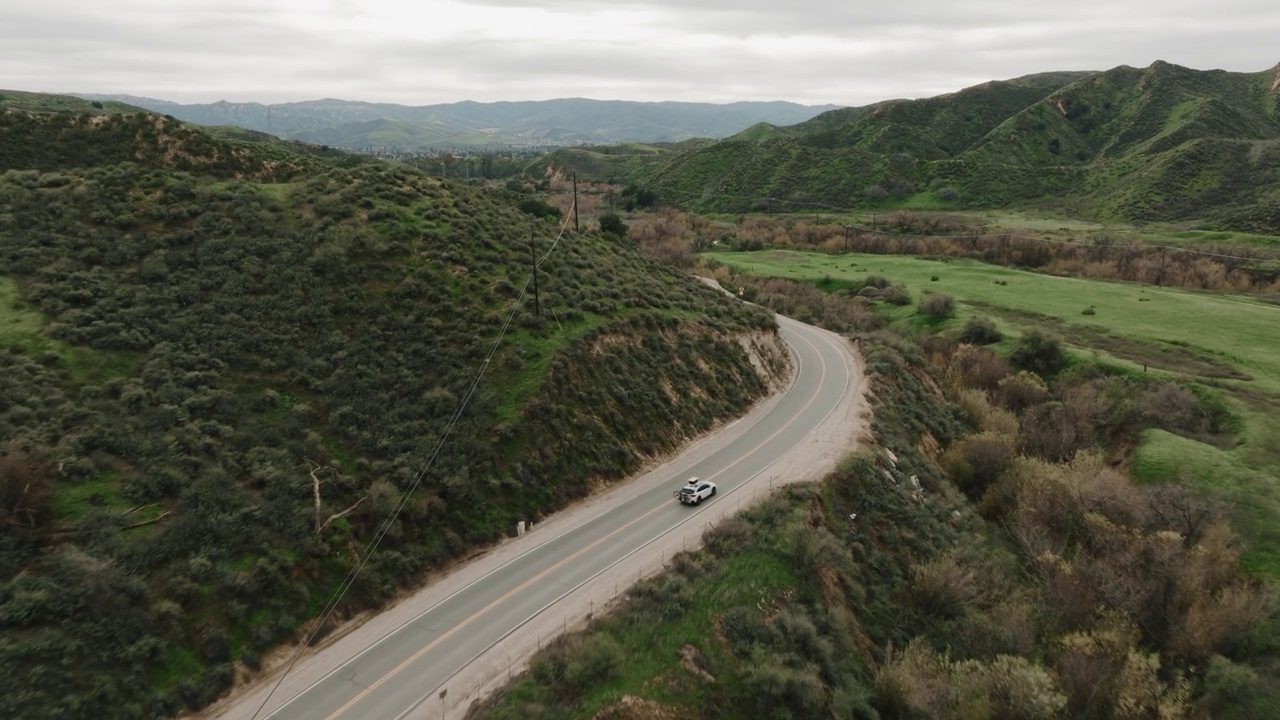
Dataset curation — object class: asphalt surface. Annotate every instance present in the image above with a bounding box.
[205,313,864,720]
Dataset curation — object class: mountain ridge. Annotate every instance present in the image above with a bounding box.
[71,93,841,149]
[603,59,1280,233]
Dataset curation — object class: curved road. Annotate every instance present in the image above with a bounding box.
[206,314,865,720]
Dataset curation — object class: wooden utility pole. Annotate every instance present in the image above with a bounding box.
[529,231,541,316]
[572,172,579,232]
[843,225,849,252]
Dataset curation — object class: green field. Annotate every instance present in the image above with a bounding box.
[705,249,1280,579]
[708,250,1280,391]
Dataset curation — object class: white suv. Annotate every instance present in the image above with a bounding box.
[674,477,717,505]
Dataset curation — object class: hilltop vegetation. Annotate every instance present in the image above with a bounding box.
[0,90,363,179]
[562,60,1280,234]
[0,95,783,718]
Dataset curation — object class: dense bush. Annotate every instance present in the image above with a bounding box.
[1009,330,1066,375]
[918,292,956,319]
[958,315,1002,345]
[517,195,561,219]
[597,212,627,238]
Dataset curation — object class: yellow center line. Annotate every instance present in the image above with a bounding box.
[317,325,833,720]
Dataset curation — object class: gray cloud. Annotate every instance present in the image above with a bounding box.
[0,0,1276,106]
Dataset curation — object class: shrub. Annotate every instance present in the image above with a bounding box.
[954,387,1019,435]
[598,212,627,238]
[856,275,891,291]
[880,285,913,306]
[943,431,1016,495]
[531,634,623,698]
[958,316,1002,345]
[1019,401,1088,462]
[908,554,978,619]
[918,293,956,319]
[1009,331,1065,376]
[954,655,1066,720]
[1134,382,1199,434]
[517,196,560,219]
[950,344,1012,392]
[997,372,1049,412]
[704,516,751,556]
[1201,655,1259,709]
[740,651,827,717]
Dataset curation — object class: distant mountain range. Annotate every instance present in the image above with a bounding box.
[72,94,841,150]
[546,60,1280,233]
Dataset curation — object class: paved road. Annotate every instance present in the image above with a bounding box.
[209,314,862,720]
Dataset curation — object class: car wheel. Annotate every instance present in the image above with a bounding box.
[710,486,717,496]
[693,495,701,505]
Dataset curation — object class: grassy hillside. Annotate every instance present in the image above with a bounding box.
[0,95,783,719]
[798,71,1089,157]
[603,61,1280,233]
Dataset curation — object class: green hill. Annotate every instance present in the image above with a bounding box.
[0,93,784,718]
[730,121,792,144]
[0,91,350,179]
[621,61,1280,232]
[283,116,501,149]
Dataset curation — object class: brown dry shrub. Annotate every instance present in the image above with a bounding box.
[875,642,955,717]
[1019,383,1106,462]
[997,372,1049,412]
[1053,620,1139,719]
[918,292,956,319]
[951,596,1041,660]
[1134,382,1200,434]
[955,388,1020,436]
[703,516,751,557]
[877,642,1065,720]
[950,344,1011,392]
[628,208,694,265]
[942,431,1016,496]
[0,440,55,532]
[1054,617,1192,717]
[1171,584,1276,664]
[908,554,980,620]
[951,655,1066,720]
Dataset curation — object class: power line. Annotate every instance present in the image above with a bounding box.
[250,201,575,720]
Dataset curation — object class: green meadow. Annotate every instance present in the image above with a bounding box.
[706,249,1280,579]
[708,250,1280,393]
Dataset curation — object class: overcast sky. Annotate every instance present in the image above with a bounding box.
[3,0,1278,107]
